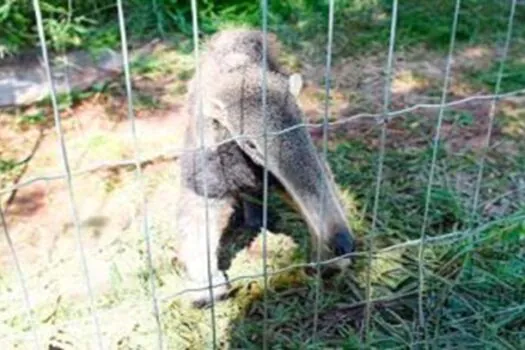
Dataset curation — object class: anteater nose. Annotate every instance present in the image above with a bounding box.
[331,231,355,258]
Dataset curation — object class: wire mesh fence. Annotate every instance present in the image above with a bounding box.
[1,0,524,348]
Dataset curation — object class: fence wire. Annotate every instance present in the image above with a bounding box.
[363,0,399,347]
[311,0,336,343]
[0,204,40,349]
[471,0,518,228]
[260,1,270,349]
[432,0,520,347]
[2,212,525,345]
[417,0,463,346]
[2,87,524,199]
[189,0,218,348]
[31,0,103,348]
[115,0,164,348]
[0,0,523,348]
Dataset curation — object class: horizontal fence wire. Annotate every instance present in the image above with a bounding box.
[158,210,525,300]
[1,211,524,345]
[1,205,522,308]
[1,88,524,198]
[0,208,522,307]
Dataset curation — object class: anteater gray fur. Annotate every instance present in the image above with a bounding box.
[176,29,355,307]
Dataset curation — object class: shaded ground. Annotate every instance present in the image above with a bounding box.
[0,38,524,348]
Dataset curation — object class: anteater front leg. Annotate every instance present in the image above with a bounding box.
[176,186,235,307]
[175,146,241,307]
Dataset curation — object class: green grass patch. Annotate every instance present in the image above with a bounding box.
[2,0,524,59]
[467,59,525,94]
[228,138,525,348]
[3,134,523,348]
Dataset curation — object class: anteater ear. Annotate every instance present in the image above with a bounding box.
[202,97,227,119]
[288,73,303,98]
[209,97,227,112]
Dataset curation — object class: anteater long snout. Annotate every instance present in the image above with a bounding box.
[210,69,355,261]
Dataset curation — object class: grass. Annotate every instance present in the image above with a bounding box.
[2,0,524,60]
[225,134,525,348]
[467,59,525,94]
[1,125,524,348]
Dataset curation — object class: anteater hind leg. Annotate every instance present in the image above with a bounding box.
[239,174,283,231]
[240,193,264,230]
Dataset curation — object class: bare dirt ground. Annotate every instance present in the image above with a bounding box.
[0,41,523,348]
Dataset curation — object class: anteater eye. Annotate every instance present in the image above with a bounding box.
[245,141,257,150]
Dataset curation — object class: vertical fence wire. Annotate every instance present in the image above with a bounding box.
[260,0,270,349]
[417,0,462,347]
[433,1,519,345]
[470,0,517,228]
[0,206,40,349]
[311,0,335,343]
[363,0,399,346]
[189,0,218,348]
[115,1,164,348]
[31,0,104,348]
